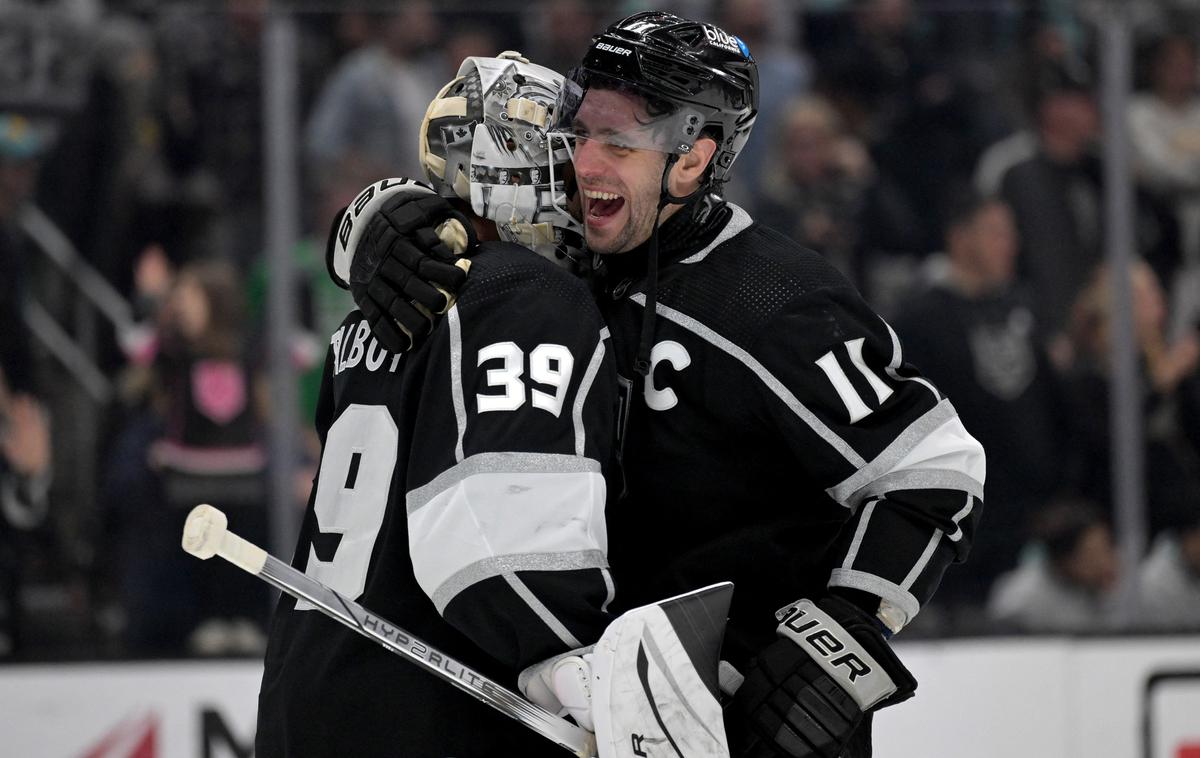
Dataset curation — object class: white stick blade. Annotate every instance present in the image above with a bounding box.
[182,503,228,559]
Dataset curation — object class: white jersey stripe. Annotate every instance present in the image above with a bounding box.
[407,458,607,611]
[630,293,866,468]
[573,328,610,457]
[827,399,980,507]
[504,572,584,648]
[447,305,468,463]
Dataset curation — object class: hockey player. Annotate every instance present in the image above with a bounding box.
[339,13,987,758]
[254,54,619,758]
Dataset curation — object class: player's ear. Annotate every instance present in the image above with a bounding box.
[668,136,718,197]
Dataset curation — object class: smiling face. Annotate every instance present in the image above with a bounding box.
[569,88,674,255]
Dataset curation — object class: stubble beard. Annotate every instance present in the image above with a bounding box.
[591,181,663,255]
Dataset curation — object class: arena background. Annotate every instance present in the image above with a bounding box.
[0,1,1198,755]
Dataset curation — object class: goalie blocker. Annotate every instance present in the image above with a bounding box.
[522,582,736,758]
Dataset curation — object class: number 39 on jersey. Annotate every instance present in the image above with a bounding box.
[476,342,575,417]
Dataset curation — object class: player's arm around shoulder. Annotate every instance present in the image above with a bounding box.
[406,245,619,669]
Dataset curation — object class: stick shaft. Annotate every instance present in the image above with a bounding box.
[212,533,596,756]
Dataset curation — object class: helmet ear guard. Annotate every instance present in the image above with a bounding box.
[419,76,477,199]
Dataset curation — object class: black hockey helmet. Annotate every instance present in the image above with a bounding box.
[550,11,759,187]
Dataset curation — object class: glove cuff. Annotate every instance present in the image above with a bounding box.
[776,597,917,711]
[325,204,350,290]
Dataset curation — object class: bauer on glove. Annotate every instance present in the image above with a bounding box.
[327,178,475,353]
[730,596,917,758]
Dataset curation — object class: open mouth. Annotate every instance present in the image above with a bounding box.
[584,189,625,222]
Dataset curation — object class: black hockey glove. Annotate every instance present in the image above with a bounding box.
[326,179,476,353]
[729,596,917,758]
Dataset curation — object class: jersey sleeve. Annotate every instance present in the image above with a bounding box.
[311,345,338,446]
[405,268,618,669]
[751,284,986,630]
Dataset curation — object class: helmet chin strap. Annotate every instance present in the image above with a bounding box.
[635,153,700,377]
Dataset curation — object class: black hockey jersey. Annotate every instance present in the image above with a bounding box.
[256,241,617,758]
[600,204,986,662]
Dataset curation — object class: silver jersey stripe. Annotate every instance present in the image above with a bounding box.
[901,529,944,590]
[406,452,603,514]
[828,568,920,622]
[841,499,879,569]
[847,468,985,507]
[573,327,610,457]
[679,203,754,264]
[430,549,609,614]
[826,399,960,507]
[882,319,942,401]
[629,293,865,468]
[448,305,468,463]
[947,493,975,543]
[504,572,584,649]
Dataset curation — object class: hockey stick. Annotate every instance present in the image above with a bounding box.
[180,503,597,758]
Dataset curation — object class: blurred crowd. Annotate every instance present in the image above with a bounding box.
[1,0,1199,660]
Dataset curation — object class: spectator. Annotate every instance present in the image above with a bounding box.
[248,152,378,496]
[972,14,1093,198]
[1064,260,1200,536]
[1135,506,1200,631]
[716,0,811,208]
[0,114,54,658]
[304,2,443,190]
[1130,33,1200,268]
[0,369,52,659]
[441,25,502,79]
[997,73,1102,345]
[892,191,1071,605]
[0,114,49,396]
[103,258,268,656]
[987,499,1120,633]
[999,73,1181,351]
[155,1,269,267]
[755,95,872,281]
[812,0,936,144]
[813,0,991,307]
[520,0,600,79]
[153,0,333,267]
[35,8,167,300]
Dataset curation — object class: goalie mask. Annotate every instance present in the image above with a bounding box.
[419,51,585,270]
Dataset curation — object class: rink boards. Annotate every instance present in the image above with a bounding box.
[0,636,1197,757]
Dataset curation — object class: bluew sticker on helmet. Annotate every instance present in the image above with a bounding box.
[703,24,742,55]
